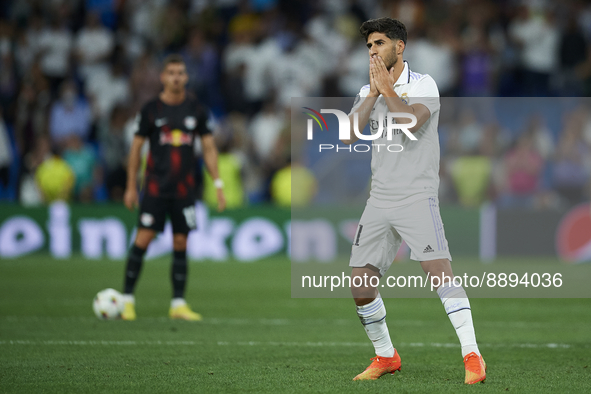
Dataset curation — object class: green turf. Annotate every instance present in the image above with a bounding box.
[1,255,590,393]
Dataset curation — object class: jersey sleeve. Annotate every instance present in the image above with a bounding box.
[409,75,440,116]
[196,107,214,136]
[348,84,371,115]
[133,104,152,137]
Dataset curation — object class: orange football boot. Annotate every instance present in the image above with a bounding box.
[353,350,402,381]
[464,352,486,384]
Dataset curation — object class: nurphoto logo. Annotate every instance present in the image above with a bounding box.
[303,107,417,153]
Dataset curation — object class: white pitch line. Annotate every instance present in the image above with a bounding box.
[0,340,571,349]
[0,316,340,325]
[0,316,577,329]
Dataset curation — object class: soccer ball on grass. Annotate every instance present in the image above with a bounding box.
[93,288,124,320]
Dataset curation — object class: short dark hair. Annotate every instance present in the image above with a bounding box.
[162,54,185,71]
[359,17,407,44]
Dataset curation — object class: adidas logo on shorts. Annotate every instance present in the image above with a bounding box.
[423,245,434,253]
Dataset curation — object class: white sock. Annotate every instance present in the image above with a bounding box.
[356,297,395,357]
[437,282,480,357]
[171,298,187,308]
[121,294,135,304]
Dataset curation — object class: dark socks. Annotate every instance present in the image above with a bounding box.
[171,250,187,299]
[123,245,146,294]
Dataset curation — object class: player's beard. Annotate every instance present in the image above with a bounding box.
[386,53,397,70]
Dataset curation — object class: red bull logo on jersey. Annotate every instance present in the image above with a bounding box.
[556,203,591,263]
[159,129,192,147]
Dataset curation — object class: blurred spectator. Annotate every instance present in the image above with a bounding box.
[498,131,544,208]
[450,155,492,208]
[0,108,12,191]
[221,112,264,202]
[450,124,498,207]
[14,14,44,75]
[525,114,555,160]
[460,10,494,96]
[339,38,371,97]
[223,11,279,114]
[86,0,118,29]
[114,19,146,64]
[456,108,485,154]
[581,105,591,147]
[20,135,52,206]
[203,134,245,209]
[62,134,99,202]
[509,7,559,96]
[304,9,349,73]
[550,112,590,206]
[558,15,587,96]
[35,146,75,203]
[15,75,51,159]
[129,51,161,112]
[99,105,129,201]
[156,1,188,51]
[249,100,285,164]
[0,21,18,113]
[49,80,92,145]
[74,12,115,82]
[182,29,221,110]
[405,24,458,96]
[85,59,131,121]
[37,16,73,94]
[270,32,325,107]
[125,0,166,43]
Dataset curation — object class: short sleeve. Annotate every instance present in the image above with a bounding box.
[196,107,213,136]
[133,105,152,137]
[409,75,440,116]
[348,84,371,115]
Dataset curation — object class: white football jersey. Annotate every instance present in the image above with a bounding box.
[350,60,441,208]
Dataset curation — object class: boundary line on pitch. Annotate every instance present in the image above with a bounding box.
[0,316,573,329]
[0,340,572,349]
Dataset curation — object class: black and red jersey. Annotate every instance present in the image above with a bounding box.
[134,96,212,199]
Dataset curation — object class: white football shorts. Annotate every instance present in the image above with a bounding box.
[349,196,452,276]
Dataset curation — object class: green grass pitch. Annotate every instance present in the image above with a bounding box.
[1,255,590,393]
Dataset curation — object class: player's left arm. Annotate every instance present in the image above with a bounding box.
[201,134,226,212]
[383,100,431,133]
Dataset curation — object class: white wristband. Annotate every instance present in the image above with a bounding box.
[213,179,224,189]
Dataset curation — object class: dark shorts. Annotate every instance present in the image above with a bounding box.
[138,196,197,234]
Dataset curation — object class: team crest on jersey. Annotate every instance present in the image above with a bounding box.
[184,116,197,130]
[401,93,409,105]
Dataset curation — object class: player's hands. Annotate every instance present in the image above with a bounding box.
[370,55,396,96]
[124,187,139,211]
[368,58,379,97]
[216,188,226,212]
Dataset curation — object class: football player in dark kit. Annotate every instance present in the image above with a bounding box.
[121,54,226,321]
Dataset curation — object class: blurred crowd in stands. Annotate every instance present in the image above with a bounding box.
[0,0,590,209]
[437,99,591,210]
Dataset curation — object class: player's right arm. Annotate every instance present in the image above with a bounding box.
[341,68,379,145]
[124,135,146,210]
[124,108,151,211]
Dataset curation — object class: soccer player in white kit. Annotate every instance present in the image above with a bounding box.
[343,18,486,384]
